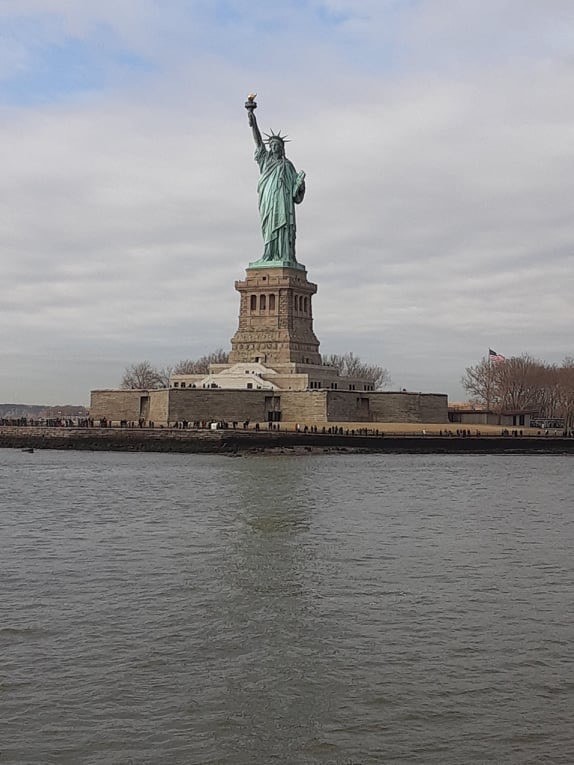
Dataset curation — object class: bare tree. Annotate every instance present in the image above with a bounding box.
[495,354,547,412]
[121,361,163,389]
[462,353,563,417]
[535,363,561,418]
[172,359,199,375]
[557,357,574,428]
[173,349,230,375]
[157,365,173,388]
[322,352,391,389]
[461,358,500,409]
[120,351,229,388]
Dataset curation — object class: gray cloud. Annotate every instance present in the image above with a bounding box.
[0,2,573,403]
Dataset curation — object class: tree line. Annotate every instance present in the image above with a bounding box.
[322,352,390,390]
[462,354,574,427]
[121,350,230,389]
[121,351,390,390]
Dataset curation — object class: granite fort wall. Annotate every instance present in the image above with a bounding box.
[325,391,372,422]
[168,389,269,423]
[366,392,448,424]
[90,390,144,421]
[90,388,448,424]
[90,389,169,423]
[278,391,328,422]
[149,390,169,424]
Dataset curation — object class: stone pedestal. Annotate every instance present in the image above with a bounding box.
[229,265,321,366]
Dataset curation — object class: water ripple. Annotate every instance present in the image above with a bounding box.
[0,449,573,764]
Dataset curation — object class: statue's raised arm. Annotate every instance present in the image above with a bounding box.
[245,93,263,147]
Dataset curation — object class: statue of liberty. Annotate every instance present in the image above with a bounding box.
[245,94,306,267]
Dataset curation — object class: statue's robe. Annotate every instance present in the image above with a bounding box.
[255,144,304,264]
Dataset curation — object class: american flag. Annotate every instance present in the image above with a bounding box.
[489,348,506,363]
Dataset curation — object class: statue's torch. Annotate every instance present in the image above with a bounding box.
[245,92,257,123]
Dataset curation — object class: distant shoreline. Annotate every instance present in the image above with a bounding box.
[1,426,573,455]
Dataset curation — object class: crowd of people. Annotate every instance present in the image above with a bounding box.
[1,417,572,437]
[0,417,93,428]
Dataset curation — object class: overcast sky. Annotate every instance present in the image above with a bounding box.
[1,0,573,405]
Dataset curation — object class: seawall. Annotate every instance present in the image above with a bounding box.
[1,426,574,454]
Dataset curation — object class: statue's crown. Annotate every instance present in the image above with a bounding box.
[263,130,290,144]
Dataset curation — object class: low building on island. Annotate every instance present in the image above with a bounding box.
[448,402,536,428]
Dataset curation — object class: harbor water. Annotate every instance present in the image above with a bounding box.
[1,449,573,764]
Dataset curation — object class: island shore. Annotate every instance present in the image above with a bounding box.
[1,424,573,455]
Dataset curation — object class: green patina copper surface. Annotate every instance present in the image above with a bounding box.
[245,95,306,270]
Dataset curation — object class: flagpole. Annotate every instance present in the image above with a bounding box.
[486,349,490,425]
